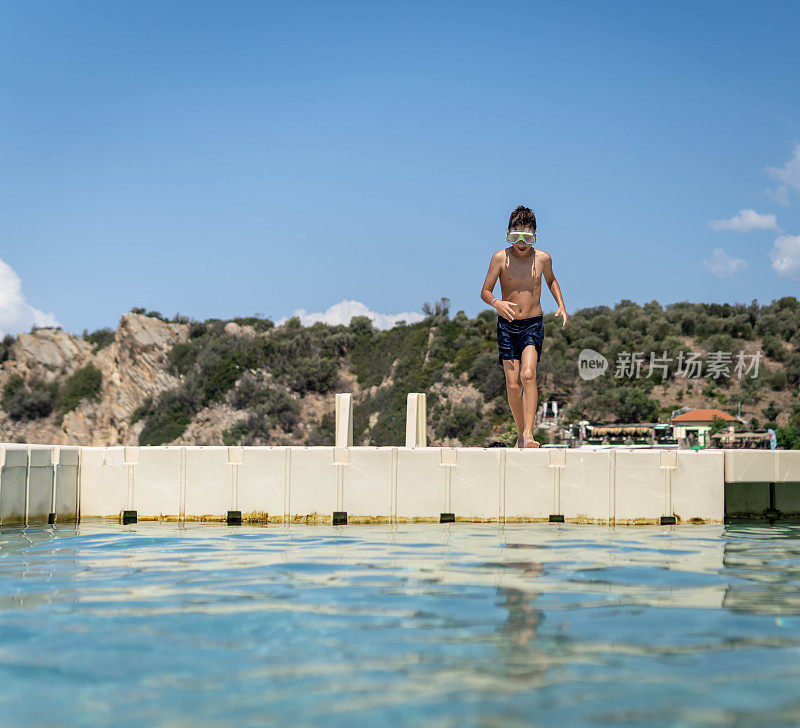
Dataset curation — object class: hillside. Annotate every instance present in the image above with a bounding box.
[1,297,799,448]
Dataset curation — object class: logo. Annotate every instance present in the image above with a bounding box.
[578,349,608,380]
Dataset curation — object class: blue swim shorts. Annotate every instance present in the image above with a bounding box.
[497,314,544,365]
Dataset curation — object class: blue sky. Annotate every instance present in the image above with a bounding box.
[1,0,799,335]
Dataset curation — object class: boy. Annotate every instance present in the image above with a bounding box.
[480,205,568,448]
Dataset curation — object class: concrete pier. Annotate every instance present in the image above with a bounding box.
[0,394,798,526]
[1,442,798,526]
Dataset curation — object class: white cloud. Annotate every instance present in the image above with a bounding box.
[766,185,790,207]
[766,144,800,205]
[708,208,778,232]
[703,248,748,279]
[769,234,800,278]
[277,299,425,329]
[0,258,59,337]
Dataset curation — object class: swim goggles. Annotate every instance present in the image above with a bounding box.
[507,230,537,245]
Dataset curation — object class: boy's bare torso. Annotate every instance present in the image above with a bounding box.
[496,246,551,318]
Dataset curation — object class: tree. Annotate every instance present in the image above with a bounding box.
[422,297,451,318]
[762,400,780,428]
[709,415,728,437]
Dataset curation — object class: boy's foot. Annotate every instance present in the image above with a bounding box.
[516,436,525,449]
[523,438,540,448]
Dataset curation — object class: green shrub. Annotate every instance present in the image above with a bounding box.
[139,388,196,445]
[191,337,262,405]
[1,375,57,421]
[287,356,338,394]
[767,368,788,391]
[762,400,780,429]
[228,376,268,409]
[83,328,115,351]
[230,317,275,332]
[762,334,785,362]
[533,428,550,445]
[470,352,506,400]
[306,412,335,446]
[786,351,800,385]
[776,424,800,450]
[223,412,271,446]
[0,334,15,363]
[437,402,481,441]
[168,342,198,374]
[222,390,300,445]
[451,340,482,376]
[2,374,23,399]
[702,332,740,355]
[260,388,299,431]
[708,415,728,437]
[58,365,102,412]
[130,397,152,424]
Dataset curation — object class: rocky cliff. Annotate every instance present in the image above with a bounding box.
[0,314,187,445]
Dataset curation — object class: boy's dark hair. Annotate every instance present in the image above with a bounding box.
[508,205,537,231]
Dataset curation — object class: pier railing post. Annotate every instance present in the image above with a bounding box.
[49,447,60,524]
[333,392,352,525]
[122,446,138,524]
[227,446,243,525]
[439,447,456,523]
[335,393,353,448]
[548,448,566,522]
[405,393,427,448]
[659,450,677,525]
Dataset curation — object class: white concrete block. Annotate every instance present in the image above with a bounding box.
[28,445,56,523]
[79,447,126,517]
[440,447,457,467]
[724,450,778,483]
[185,447,230,518]
[136,447,181,517]
[504,449,552,520]
[289,447,337,518]
[0,445,28,524]
[239,447,287,518]
[54,447,80,522]
[342,447,393,518]
[335,393,353,448]
[614,450,664,522]
[674,450,724,522]
[561,450,612,522]
[405,393,427,448]
[779,451,800,482]
[80,447,106,468]
[396,447,441,519]
[660,450,677,468]
[450,448,503,520]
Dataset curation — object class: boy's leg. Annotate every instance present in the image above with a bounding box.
[501,359,525,447]
[520,345,539,447]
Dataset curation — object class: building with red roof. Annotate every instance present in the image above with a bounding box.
[670,408,743,447]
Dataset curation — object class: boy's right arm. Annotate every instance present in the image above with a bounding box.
[480,251,517,322]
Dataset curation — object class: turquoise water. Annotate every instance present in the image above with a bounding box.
[2,522,800,728]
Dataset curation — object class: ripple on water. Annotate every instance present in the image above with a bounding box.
[2,522,800,727]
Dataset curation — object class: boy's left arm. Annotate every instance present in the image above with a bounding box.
[542,252,568,330]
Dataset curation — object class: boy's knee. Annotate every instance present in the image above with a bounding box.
[505,377,522,394]
[520,368,537,384]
